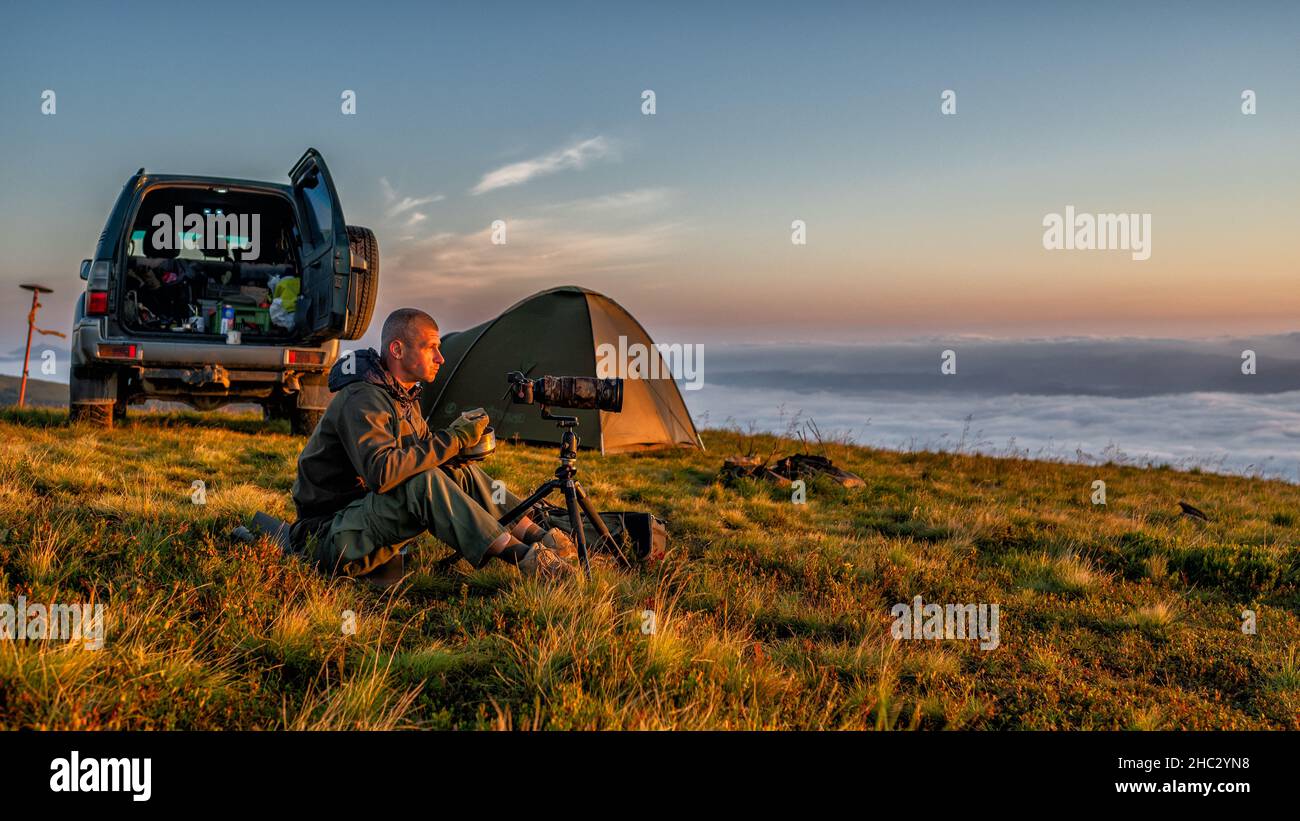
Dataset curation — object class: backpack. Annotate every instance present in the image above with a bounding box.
[530,500,668,564]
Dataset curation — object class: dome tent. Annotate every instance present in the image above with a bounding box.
[419,286,704,454]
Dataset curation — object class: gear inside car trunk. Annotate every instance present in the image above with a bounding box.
[118,185,309,344]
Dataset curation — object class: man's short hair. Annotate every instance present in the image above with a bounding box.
[381,308,438,354]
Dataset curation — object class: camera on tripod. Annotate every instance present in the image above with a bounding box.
[498,371,626,578]
[505,372,623,413]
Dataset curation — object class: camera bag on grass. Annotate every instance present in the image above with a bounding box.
[719,453,864,489]
[530,500,668,564]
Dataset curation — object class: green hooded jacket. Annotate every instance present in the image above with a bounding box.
[291,348,465,524]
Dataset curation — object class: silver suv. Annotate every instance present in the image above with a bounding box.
[69,148,378,434]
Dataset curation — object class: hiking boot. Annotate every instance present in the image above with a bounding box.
[539,527,579,561]
[518,544,576,580]
[354,554,407,590]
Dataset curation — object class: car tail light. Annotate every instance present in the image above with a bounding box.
[287,350,325,365]
[87,290,109,315]
[85,260,113,316]
[97,343,138,360]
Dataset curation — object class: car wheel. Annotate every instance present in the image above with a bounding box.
[69,401,113,428]
[290,407,323,436]
[69,367,116,429]
[342,225,379,341]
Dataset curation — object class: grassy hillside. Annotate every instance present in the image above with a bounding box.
[0,374,66,408]
[0,406,1296,730]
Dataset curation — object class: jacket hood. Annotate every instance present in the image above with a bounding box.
[328,348,422,404]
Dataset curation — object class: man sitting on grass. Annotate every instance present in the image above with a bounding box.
[289,307,576,583]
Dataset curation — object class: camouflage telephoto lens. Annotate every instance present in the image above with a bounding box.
[521,375,623,412]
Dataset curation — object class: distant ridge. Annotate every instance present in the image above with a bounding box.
[0,374,66,407]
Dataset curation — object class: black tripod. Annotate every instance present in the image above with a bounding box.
[497,408,615,579]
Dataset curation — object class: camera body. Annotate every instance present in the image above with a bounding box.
[506,372,623,413]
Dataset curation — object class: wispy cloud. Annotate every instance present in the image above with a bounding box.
[375,215,683,325]
[364,173,678,345]
[470,136,616,195]
[398,218,677,282]
[539,187,672,214]
[379,177,444,227]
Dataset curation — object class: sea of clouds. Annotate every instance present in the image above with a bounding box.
[684,336,1300,483]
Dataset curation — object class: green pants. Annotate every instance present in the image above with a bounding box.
[316,463,523,577]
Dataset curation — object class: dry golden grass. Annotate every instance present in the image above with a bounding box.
[0,405,1296,729]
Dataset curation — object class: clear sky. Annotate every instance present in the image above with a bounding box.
[2,0,1298,369]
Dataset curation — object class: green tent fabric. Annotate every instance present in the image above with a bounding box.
[419,286,704,453]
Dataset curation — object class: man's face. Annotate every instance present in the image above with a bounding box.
[389,321,445,385]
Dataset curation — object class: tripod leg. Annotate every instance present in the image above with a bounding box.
[573,482,622,562]
[498,479,561,528]
[561,480,591,579]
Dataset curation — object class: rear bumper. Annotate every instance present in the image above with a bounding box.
[138,364,289,402]
[71,317,339,408]
[72,316,338,370]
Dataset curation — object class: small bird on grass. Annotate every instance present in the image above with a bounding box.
[1178,501,1210,522]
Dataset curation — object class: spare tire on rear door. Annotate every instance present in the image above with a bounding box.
[342,225,379,341]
